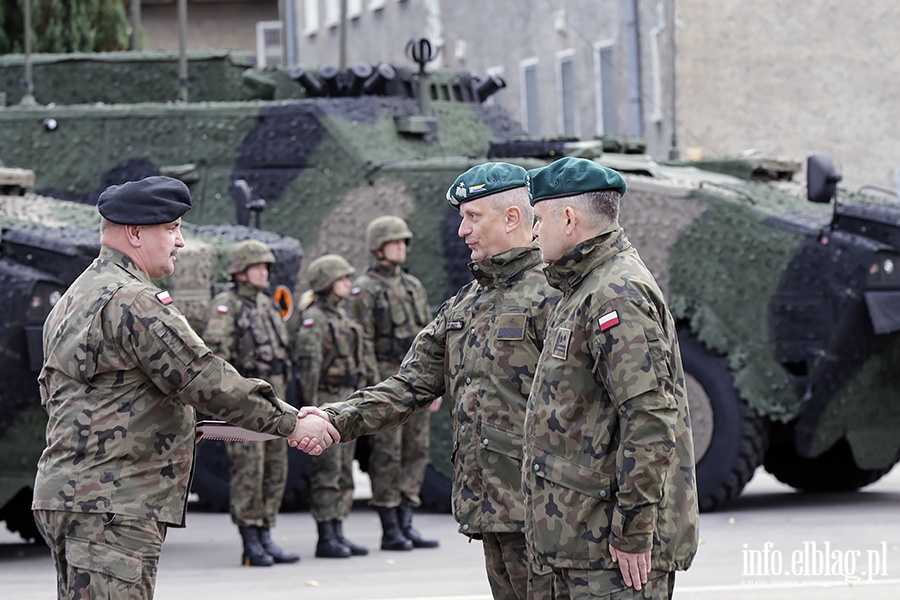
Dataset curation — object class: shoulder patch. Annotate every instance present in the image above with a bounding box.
[156,290,174,305]
[598,311,620,332]
[302,318,316,327]
[446,320,464,331]
[350,286,362,296]
[216,304,229,314]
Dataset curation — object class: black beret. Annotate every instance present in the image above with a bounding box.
[98,176,192,225]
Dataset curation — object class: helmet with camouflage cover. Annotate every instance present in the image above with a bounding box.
[226,239,275,275]
[307,254,355,292]
[366,215,413,252]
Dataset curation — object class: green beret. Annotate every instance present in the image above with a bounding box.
[98,176,192,225]
[527,157,627,205]
[446,162,527,209]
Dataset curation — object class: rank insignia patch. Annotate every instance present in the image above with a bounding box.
[497,313,526,340]
[551,328,571,360]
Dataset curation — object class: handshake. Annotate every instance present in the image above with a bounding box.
[288,406,340,455]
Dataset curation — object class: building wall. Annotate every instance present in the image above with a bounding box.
[292,0,677,161]
[140,0,280,56]
[675,0,900,191]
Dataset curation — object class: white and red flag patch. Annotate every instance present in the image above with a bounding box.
[598,310,619,332]
[216,304,229,314]
[156,290,173,305]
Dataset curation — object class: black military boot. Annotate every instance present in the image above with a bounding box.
[333,519,369,556]
[377,507,413,551]
[238,525,274,567]
[315,520,351,558]
[257,526,301,564]
[398,502,440,548]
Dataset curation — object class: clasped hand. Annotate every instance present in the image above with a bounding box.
[287,406,340,455]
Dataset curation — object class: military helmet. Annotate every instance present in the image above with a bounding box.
[226,239,276,275]
[307,254,355,292]
[365,215,413,252]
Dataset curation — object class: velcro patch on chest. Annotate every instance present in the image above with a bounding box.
[551,327,572,360]
[156,290,173,305]
[446,320,464,331]
[497,313,527,340]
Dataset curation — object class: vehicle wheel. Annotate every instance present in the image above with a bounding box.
[679,326,769,512]
[191,440,313,512]
[418,464,452,513]
[764,429,898,492]
[0,487,43,543]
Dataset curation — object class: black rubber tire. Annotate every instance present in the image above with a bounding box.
[679,326,769,512]
[764,429,899,492]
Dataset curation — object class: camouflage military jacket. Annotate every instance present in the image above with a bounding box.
[345,262,431,378]
[324,243,559,537]
[523,225,699,572]
[293,295,371,406]
[203,282,292,380]
[33,247,299,526]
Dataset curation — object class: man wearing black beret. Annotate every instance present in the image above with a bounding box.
[524,157,699,599]
[33,176,339,598]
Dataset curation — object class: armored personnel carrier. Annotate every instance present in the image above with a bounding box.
[1,50,898,540]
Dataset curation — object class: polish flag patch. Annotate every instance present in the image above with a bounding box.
[598,310,620,332]
[302,318,316,327]
[216,304,229,314]
[156,290,173,305]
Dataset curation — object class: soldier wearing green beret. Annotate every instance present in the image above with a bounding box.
[32,176,338,599]
[526,157,699,599]
[203,240,299,567]
[344,215,438,552]
[303,162,560,600]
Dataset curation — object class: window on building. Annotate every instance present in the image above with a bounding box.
[557,50,579,137]
[325,0,340,28]
[303,0,319,37]
[520,59,540,136]
[594,42,617,135]
[256,21,283,67]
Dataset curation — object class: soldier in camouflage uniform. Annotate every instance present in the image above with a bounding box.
[344,215,437,551]
[294,254,373,559]
[525,157,699,599]
[32,176,338,600]
[203,240,299,567]
[308,163,559,600]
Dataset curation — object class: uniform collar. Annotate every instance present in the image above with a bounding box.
[542,223,630,293]
[468,241,543,287]
[99,245,154,287]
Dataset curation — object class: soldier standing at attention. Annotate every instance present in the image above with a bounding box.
[300,163,559,600]
[32,176,338,600]
[202,240,299,567]
[526,157,699,599]
[344,215,438,551]
[294,254,372,559]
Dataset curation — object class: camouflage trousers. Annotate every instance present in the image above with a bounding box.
[551,568,675,600]
[481,531,530,600]
[34,510,167,600]
[226,437,288,528]
[309,438,357,522]
[368,407,431,507]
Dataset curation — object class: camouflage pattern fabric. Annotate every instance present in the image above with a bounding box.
[34,509,166,600]
[293,294,370,521]
[523,225,699,585]
[482,531,530,600]
[33,246,300,530]
[345,263,432,508]
[203,282,292,528]
[323,243,558,597]
[554,568,675,599]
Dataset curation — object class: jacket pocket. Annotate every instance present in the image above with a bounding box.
[478,424,525,523]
